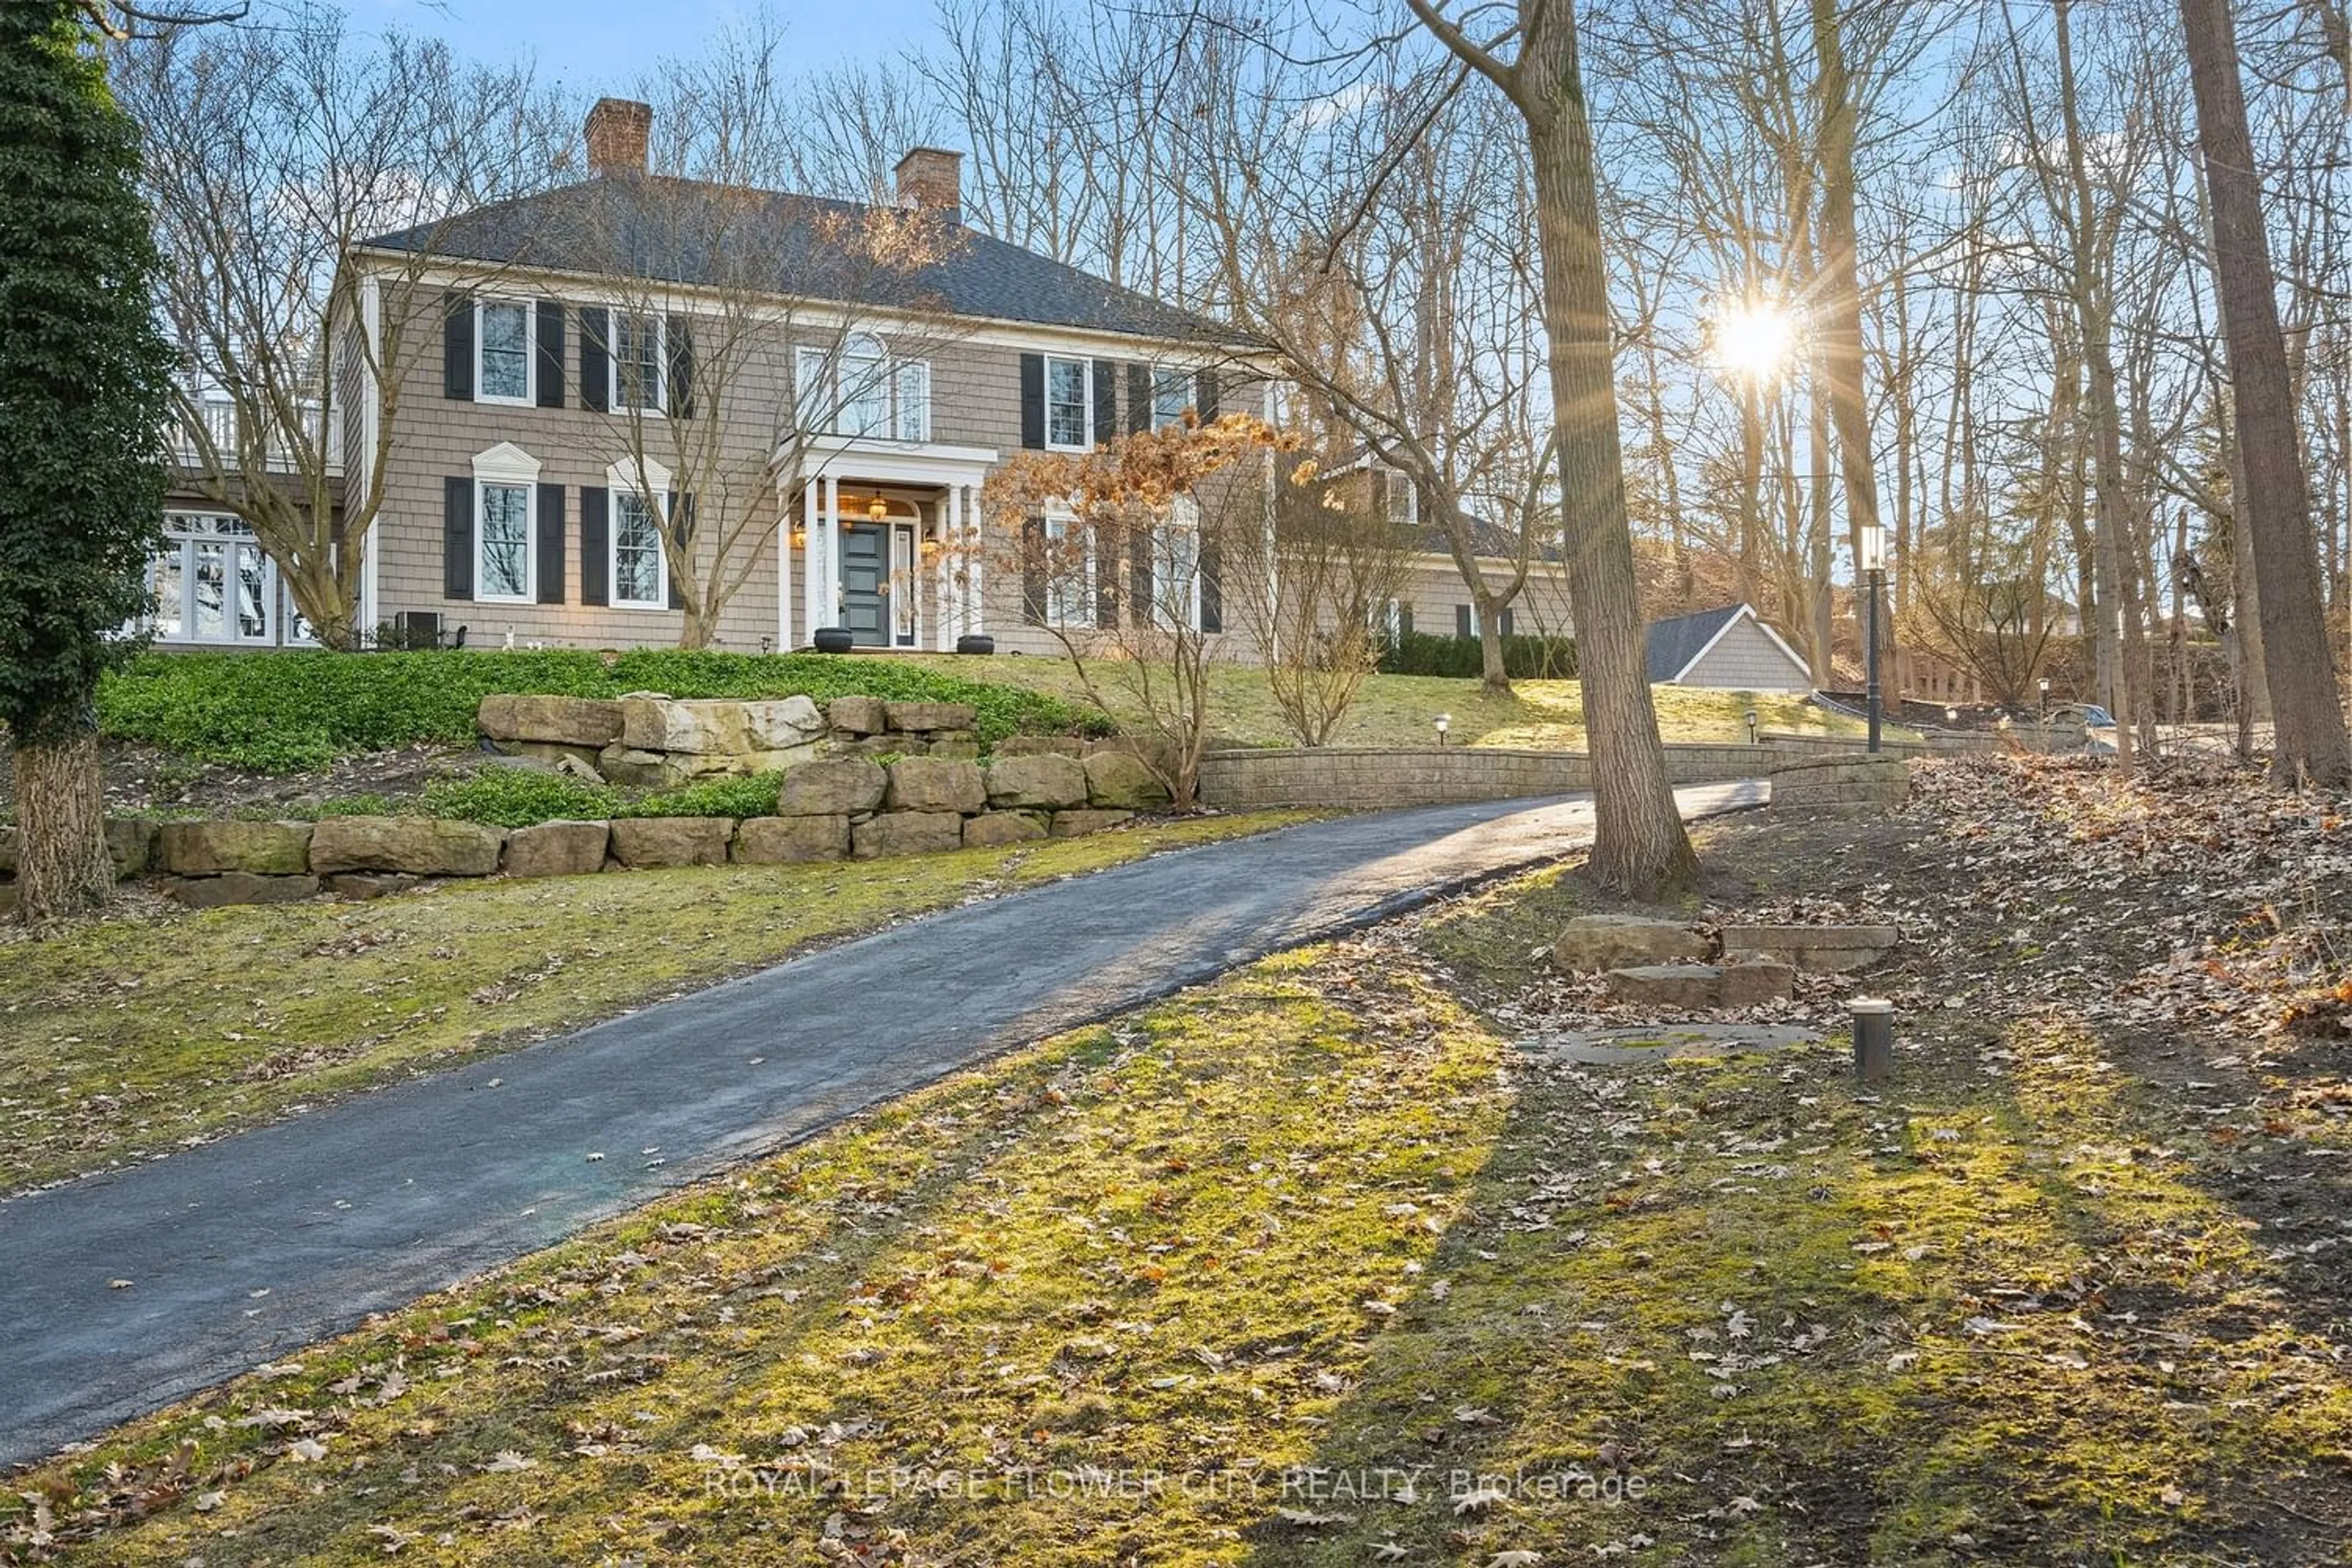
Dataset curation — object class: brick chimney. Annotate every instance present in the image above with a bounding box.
[586,97,652,178]
[894,147,962,223]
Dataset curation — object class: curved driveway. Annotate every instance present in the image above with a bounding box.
[0,783,1760,1464]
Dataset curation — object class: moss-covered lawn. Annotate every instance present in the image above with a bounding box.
[13,790,2350,1564]
[905,655,1888,751]
[0,813,1307,1196]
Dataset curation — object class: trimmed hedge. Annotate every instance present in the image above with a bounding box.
[97,649,1109,772]
[1378,630,1578,680]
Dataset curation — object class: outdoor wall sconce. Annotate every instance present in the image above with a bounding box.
[790,526,807,550]
[867,494,889,522]
[1434,712,1451,746]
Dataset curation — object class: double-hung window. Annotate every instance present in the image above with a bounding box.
[612,311,664,414]
[612,491,668,609]
[1151,496,1202,630]
[1151,368,1191,431]
[1042,505,1091,627]
[1382,469,1417,526]
[477,301,533,404]
[477,482,533,601]
[1044,355,1091,449]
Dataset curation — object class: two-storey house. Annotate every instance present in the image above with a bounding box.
[311,98,1257,658]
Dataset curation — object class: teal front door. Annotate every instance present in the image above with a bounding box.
[840,524,889,647]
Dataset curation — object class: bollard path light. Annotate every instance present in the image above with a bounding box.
[1852,997,1895,1082]
[1434,712,1451,747]
[1744,708,1760,745]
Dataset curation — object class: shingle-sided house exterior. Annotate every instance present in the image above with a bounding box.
[188,99,1263,657]
[1645,603,1814,692]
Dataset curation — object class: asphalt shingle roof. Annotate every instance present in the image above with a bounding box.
[360,176,1249,347]
[1645,604,1746,683]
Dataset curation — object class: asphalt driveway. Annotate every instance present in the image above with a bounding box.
[0,783,1761,1464]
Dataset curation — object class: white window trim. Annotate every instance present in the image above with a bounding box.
[1044,354,1093,452]
[1384,469,1418,526]
[607,456,672,612]
[1042,502,1094,628]
[472,441,541,604]
[149,511,280,644]
[474,298,536,407]
[1153,496,1202,631]
[799,337,932,442]
[609,309,666,417]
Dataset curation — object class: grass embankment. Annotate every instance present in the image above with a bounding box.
[0,813,1307,1196]
[96,649,1110,773]
[907,655,1881,750]
[14,791,2350,1564]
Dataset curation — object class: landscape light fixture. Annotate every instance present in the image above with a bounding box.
[2038,676,2051,720]
[1945,705,1959,725]
[1744,707,1760,745]
[1858,524,1888,755]
[1434,712,1451,746]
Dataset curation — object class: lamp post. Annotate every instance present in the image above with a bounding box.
[1858,524,1888,754]
[1744,707,1760,745]
[2037,676,2050,720]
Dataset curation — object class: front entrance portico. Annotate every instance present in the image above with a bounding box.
[780,434,997,654]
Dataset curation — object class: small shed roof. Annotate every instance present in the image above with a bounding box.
[1644,603,1811,685]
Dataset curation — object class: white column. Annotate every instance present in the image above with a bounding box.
[801,475,823,642]
[777,479,794,653]
[938,486,960,649]
[823,473,842,629]
[965,482,985,636]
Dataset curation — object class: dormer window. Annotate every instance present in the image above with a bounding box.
[1383,469,1417,526]
[797,334,930,441]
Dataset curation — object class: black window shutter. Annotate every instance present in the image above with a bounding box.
[443,476,473,598]
[1195,368,1219,421]
[579,486,610,606]
[1455,603,1473,640]
[1131,526,1154,627]
[1498,608,1515,639]
[535,302,565,407]
[1091,359,1117,446]
[668,492,695,609]
[667,315,696,417]
[1199,539,1223,633]
[1398,603,1413,638]
[443,293,473,401]
[1019,353,1045,449]
[1020,514,1046,624]
[579,307,610,413]
[1126,363,1150,434]
[535,483,566,604]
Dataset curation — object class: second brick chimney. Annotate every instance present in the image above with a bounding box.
[586,97,652,178]
[894,147,963,223]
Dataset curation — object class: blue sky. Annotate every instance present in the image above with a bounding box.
[369,0,938,92]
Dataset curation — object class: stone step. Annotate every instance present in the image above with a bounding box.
[1605,960,1795,1010]
[1719,922,1897,973]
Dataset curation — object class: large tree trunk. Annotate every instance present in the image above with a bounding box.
[1522,1,1695,894]
[2183,0,2351,785]
[12,724,113,927]
[1476,597,1510,695]
[1809,0,1892,690]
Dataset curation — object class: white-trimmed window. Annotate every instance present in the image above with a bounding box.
[797,334,931,441]
[472,441,540,602]
[477,300,534,404]
[1383,469,1417,526]
[1042,503,1092,627]
[1150,496,1202,630]
[1151,368,1191,431]
[1045,355,1090,449]
[612,311,665,414]
[607,456,671,610]
[146,512,278,644]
